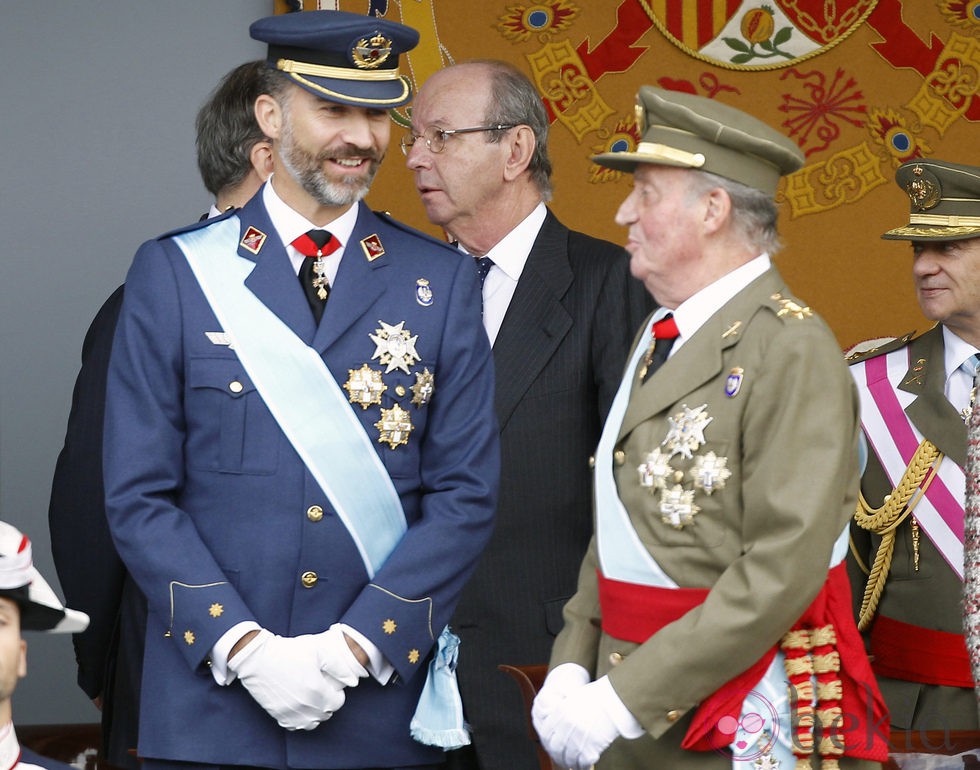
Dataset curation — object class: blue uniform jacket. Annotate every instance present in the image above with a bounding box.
[102,192,499,768]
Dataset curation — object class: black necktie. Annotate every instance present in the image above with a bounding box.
[475,257,494,313]
[292,230,338,324]
[641,314,679,382]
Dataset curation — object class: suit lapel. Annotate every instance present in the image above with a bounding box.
[901,325,967,466]
[239,194,317,343]
[492,211,573,431]
[618,269,781,441]
[312,204,387,353]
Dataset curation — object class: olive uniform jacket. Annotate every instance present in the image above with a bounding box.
[551,267,880,770]
[847,325,978,731]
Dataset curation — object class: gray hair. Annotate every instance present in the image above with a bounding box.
[685,169,782,255]
[472,60,553,201]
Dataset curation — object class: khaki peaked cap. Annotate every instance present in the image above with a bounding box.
[593,86,804,197]
[882,158,980,242]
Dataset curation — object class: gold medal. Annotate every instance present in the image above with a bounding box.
[659,484,700,529]
[343,364,387,409]
[637,447,672,492]
[375,404,413,449]
[690,451,731,495]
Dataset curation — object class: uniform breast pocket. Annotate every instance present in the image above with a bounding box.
[185,357,279,475]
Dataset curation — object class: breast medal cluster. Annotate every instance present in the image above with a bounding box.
[636,403,730,529]
[342,320,434,449]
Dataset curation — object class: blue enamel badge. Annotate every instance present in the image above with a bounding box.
[725,367,744,398]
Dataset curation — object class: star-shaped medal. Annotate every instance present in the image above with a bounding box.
[637,447,673,492]
[659,484,700,529]
[375,404,414,449]
[343,364,387,409]
[411,368,435,407]
[690,451,731,495]
[370,320,421,374]
[662,404,713,459]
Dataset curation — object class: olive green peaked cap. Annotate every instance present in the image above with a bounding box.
[882,159,980,241]
[593,86,804,197]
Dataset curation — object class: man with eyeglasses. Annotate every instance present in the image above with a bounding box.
[405,60,652,770]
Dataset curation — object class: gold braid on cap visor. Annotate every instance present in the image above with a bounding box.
[277,57,402,81]
[908,212,980,227]
[634,142,706,168]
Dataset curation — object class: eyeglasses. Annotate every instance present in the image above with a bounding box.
[400,124,517,156]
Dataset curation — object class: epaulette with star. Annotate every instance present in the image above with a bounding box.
[843,332,915,364]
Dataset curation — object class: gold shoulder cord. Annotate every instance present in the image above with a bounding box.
[853,439,943,631]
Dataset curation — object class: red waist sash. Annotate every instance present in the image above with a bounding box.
[870,614,974,688]
[595,563,890,762]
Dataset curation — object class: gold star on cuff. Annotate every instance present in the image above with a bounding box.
[408,648,420,664]
[383,618,397,635]
[184,630,196,645]
[209,603,224,618]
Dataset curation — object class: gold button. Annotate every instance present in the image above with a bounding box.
[614,450,626,466]
[666,709,681,722]
[229,381,244,394]
[395,385,406,397]
[608,651,624,666]
[673,470,684,483]
[301,571,318,588]
[588,456,595,469]
[307,505,324,522]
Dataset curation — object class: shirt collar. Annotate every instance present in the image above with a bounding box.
[262,175,359,251]
[672,254,771,342]
[472,202,547,282]
[942,324,980,382]
[0,723,18,770]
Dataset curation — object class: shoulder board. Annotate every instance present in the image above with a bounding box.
[844,332,915,364]
[157,207,237,242]
[761,291,817,322]
[371,210,459,253]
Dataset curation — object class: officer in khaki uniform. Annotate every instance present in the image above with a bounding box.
[848,160,980,735]
[531,86,887,770]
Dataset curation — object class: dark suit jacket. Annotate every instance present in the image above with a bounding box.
[450,210,653,770]
[48,284,143,769]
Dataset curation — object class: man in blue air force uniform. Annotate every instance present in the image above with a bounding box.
[102,11,498,770]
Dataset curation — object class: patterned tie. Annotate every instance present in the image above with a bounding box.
[292,229,340,324]
[961,354,980,423]
[475,257,494,313]
[640,313,679,382]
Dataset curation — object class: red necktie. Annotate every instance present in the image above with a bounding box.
[640,313,679,381]
[292,230,340,323]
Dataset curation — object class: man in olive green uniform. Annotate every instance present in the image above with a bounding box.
[531,86,888,770]
[849,160,980,737]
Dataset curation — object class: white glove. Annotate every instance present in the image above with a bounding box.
[535,675,642,770]
[315,623,369,686]
[227,629,347,731]
[531,663,590,730]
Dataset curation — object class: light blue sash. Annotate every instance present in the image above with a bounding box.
[593,313,847,767]
[173,218,406,578]
[173,218,467,749]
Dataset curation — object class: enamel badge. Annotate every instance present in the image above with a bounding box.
[416,278,433,307]
[375,404,413,449]
[343,364,387,409]
[725,367,744,398]
[662,404,713,460]
[370,320,421,374]
[351,33,392,69]
[411,368,435,407]
[361,233,385,261]
[240,226,267,255]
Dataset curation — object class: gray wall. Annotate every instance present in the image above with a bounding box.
[1,0,268,725]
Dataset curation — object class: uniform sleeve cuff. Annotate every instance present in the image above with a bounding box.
[596,675,644,739]
[339,623,394,684]
[209,621,262,685]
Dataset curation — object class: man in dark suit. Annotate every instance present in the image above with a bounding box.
[404,60,652,770]
[47,60,272,769]
[101,10,497,770]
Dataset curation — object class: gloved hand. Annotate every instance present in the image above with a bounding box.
[531,662,590,730]
[227,628,347,731]
[535,675,640,770]
[315,623,369,686]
